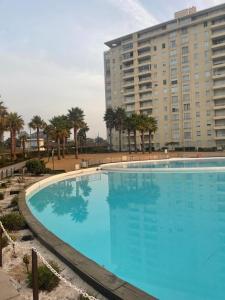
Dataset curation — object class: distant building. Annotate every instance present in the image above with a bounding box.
[24,138,45,151]
[104,3,225,150]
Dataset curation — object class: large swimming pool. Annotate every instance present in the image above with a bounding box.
[27,159,225,300]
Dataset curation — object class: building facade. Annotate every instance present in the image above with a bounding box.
[104,4,225,151]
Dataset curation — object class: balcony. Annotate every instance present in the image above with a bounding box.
[212,51,225,60]
[214,126,225,130]
[214,115,225,120]
[215,136,225,140]
[211,20,225,30]
[211,30,225,39]
[212,41,225,50]
[213,94,225,100]
[214,104,225,110]
[213,84,225,90]
[213,72,225,79]
[123,80,134,88]
[213,62,225,69]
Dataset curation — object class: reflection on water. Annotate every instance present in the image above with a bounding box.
[28,172,225,300]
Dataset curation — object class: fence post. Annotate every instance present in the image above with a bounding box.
[0,227,2,267]
[32,249,39,300]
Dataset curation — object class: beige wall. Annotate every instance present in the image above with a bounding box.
[104,4,225,150]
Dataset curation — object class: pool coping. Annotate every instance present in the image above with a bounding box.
[18,168,157,300]
[100,156,225,173]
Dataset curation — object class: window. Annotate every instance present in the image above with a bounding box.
[154,46,157,51]
[163,79,167,85]
[171,86,178,93]
[170,40,176,48]
[207,130,212,136]
[181,36,188,44]
[183,94,190,103]
[196,112,200,118]
[195,73,199,80]
[182,46,189,55]
[171,80,178,85]
[162,43,166,49]
[182,65,190,73]
[122,43,133,51]
[170,50,176,56]
[183,74,189,82]
[184,122,191,129]
[204,21,208,27]
[171,67,177,79]
[172,123,179,129]
[184,132,191,139]
[164,106,167,112]
[163,88,168,93]
[183,83,190,92]
[207,110,211,116]
[172,107,179,112]
[172,114,179,121]
[196,120,200,128]
[170,55,177,65]
[184,113,191,120]
[182,56,189,64]
[172,96,178,103]
[196,131,201,136]
[164,115,168,121]
[181,28,188,35]
[184,104,190,111]
[195,102,200,108]
[194,53,199,60]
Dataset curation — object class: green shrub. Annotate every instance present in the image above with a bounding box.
[0,212,26,230]
[78,295,91,300]
[25,159,46,175]
[10,196,19,207]
[1,182,7,188]
[0,192,4,200]
[27,261,60,291]
[2,235,9,248]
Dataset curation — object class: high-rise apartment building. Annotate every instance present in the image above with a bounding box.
[104,4,225,151]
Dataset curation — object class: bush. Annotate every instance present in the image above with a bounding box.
[2,235,9,248]
[0,212,26,230]
[10,196,19,207]
[0,192,4,200]
[25,159,46,175]
[1,182,7,188]
[27,261,60,292]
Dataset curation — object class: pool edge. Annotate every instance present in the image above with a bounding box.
[18,173,157,300]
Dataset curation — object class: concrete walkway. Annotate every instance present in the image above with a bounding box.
[0,269,22,300]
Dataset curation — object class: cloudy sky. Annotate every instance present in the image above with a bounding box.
[0,0,224,138]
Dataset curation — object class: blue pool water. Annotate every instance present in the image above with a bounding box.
[125,158,225,169]
[27,167,225,300]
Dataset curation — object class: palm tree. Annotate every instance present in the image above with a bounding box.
[19,131,29,158]
[29,115,46,157]
[103,108,115,151]
[67,107,85,159]
[43,124,55,154]
[6,113,24,160]
[136,114,148,154]
[78,123,89,153]
[146,116,158,153]
[49,115,70,160]
[0,101,8,144]
[114,107,126,152]
[124,116,133,154]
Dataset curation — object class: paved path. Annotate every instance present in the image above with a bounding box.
[0,161,26,180]
[0,269,22,300]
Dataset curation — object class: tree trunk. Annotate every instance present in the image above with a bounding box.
[12,130,16,160]
[22,139,26,158]
[37,127,40,158]
[141,130,144,154]
[74,127,78,159]
[128,130,131,154]
[148,130,152,153]
[119,129,121,152]
[134,130,137,153]
[109,128,112,152]
[62,136,65,158]
[57,136,61,160]
[10,131,13,161]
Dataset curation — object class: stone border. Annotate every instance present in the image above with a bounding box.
[100,157,225,173]
[18,170,157,300]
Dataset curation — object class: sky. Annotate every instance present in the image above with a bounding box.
[0,0,224,138]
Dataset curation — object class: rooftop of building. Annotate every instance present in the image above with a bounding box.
[105,3,225,48]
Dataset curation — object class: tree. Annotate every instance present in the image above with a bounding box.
[124,113,139,154]
[0,101,8,144]
[103,108,115,152]
[114,107,126,152]
[146,116,158,153]
[43,124,55,154]
[78,123,89,153]
[49,115,70,160]
[29,115,46,158]
[6,113,24,160]
[136,114,148,154]
[19,131,29,158]
[124,116,132,154]
[67,107,85,159]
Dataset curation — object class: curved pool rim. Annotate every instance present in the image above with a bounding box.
[100,156,225,172]
[19,168,156,300]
